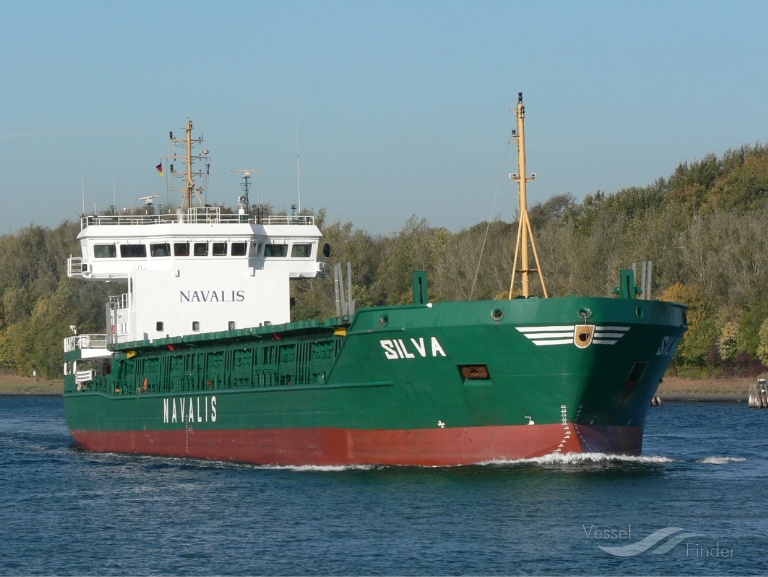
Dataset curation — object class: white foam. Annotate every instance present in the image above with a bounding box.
[258,464,378,472]
[479,452,675,466]
[697,456,747,465]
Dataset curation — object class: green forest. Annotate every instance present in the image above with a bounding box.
[1,144,767,379]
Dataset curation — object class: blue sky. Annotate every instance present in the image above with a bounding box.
[1,0,765,235]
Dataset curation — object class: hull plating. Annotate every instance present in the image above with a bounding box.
[64,296,685,466]
[71,422,643,467]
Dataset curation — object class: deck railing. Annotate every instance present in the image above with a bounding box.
[68,257,84,277]
[81,210,314,229]
[64,334,109,353]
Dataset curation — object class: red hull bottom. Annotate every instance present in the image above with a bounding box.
[71,423,643,466]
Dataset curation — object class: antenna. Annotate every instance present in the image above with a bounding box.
[139,195,158,215]
[231,169,261,219]
[296,113,302,213]
[81,160,85,215]
[168,120,208,211]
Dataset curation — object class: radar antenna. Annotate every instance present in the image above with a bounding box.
[231,169,262,221]
[139,194,159,215]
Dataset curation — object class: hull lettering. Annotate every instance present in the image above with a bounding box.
[380,337,447,360]
[163,395,217,425]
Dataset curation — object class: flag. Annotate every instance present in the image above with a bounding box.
[156,163,163,176]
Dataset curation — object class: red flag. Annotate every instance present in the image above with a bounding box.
[156,163,163,176]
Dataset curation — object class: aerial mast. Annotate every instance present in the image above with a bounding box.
[231,169,262,221]
[168,120,209,211]
[509,93,549,299]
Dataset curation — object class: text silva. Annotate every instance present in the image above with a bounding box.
[163,396,217,424]
[380,337,446,360]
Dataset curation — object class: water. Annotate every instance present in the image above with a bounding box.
[0,397,765,576]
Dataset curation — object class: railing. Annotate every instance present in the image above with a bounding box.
[75,370,94,384]
[81,210,315,229]
[109,293,130,310]
[64,334,109,353]
[68,257,84,277]
[71,333,346,396]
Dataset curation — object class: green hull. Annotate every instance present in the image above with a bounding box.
[64,296,686,465]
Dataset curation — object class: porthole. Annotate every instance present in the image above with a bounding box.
[635,307,644,320]
[491,308,504,321]
[379,315,389,327]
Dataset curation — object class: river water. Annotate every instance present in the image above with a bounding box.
[0,396,765,576]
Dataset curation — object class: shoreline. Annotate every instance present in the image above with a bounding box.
[0,374,758,401]
[0,374,63,396]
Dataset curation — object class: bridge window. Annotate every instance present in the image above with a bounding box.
[120,244,147,258]
[174,243,189,256]
[150,243,171,257]
[231,242,247,256]
[291,243,311,258]
[94,245,116,258]
[194,242,208,256]
[212,242,227,256]
[265,244,288,257]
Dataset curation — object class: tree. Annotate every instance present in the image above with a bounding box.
[757,318,768,367]
[658,282,715,375]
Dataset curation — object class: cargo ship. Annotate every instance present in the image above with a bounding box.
[63,95,687,466]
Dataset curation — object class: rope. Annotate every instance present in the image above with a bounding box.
[469,138,512,300]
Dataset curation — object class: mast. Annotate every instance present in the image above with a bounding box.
[232,169,262,222]
[509,93,549,299]
[169,120,209,211]
[185,120,194,209]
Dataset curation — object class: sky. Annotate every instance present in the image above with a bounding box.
[1,0,765,236]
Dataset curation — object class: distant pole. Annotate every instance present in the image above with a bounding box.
[296,112,302,213]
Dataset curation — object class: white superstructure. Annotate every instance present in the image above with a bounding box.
[66,121,325,346]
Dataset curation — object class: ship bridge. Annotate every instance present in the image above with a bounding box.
[67,206,326,346]
[67,207,325,282]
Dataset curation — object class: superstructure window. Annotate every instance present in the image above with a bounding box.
[120,244,147,258]
[212,242,227,256]
[192,321,200,332]
[174,243,189,256]
[150,243,171,257]
[291,243,311,258]
[231,242,247,256]
[264,244,288,257]
[194,242,208,256]
[156,322,164,331]
[94,245,116,258]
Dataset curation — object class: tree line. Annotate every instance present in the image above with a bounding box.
[1,143,766,378]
